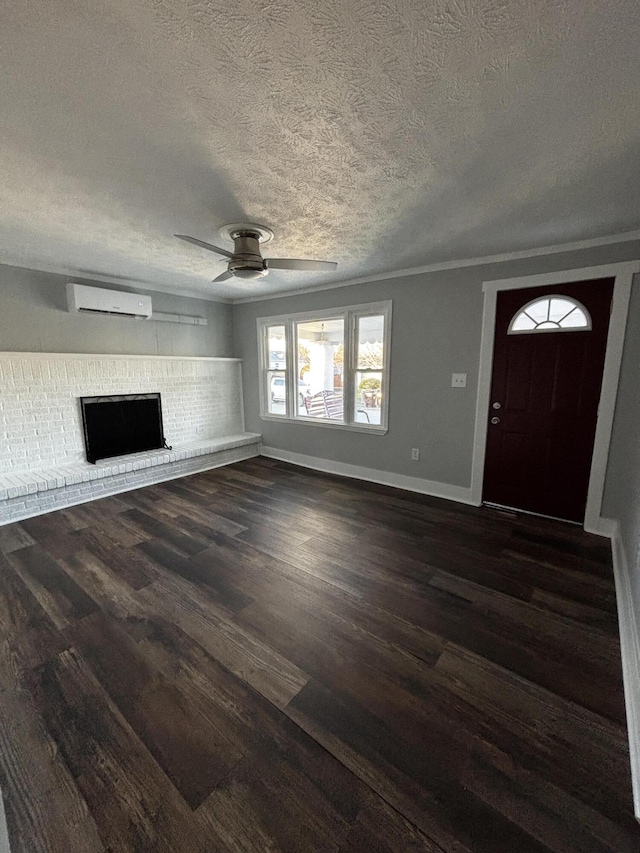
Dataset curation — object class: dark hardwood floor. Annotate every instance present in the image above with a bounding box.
[0,457,637,852]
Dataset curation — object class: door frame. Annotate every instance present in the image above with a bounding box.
[470,261,639,533]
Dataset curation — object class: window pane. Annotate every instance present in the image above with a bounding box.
[511,314,536,331]
[548,298,577,322]
[296,318,344,420]
[559,307,589,328]
[354,315,384,425]
[267,325,286,415]
[357,316,384,368]
[524,299,550,323]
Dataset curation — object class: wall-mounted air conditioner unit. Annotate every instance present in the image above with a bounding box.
[66,283,152,319]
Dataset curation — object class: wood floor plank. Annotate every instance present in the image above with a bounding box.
[0,524,35,554]
[135,623,393,852]
[0,457,636,852]
[0,551,70,671]
[0,686,105,853]
[148,489,249,537]
[18,512,91,559]
[7,544,98,629]
[461,741,640,853]
[81,513,151,548]
[287,679,552,853]
[430,570,621,670]
[435,644,633,821]
[189,533,445,669]
[161,478,223,506]
[502,549,619,612]
[530,586,620,633]
[66,611,242,809]
[363,526,535,600]
[340,791,446,852]
[137,571,309,709]
[56,549,152,627]
[20,510,85,536]
[24,648,213,853]
[56,495,131,530]
[118,508,210,556]
[137,538,254,614]
[74,527,158,589]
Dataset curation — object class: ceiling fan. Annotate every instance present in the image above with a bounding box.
[176,223,337,283]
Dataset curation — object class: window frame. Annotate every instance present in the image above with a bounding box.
[508,295,592,335]
[257,301,392,434]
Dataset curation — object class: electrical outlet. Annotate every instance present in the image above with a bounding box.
[451,373,467,388]
[411,448,420,461]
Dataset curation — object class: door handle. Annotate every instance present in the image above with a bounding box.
[491,416,500,425]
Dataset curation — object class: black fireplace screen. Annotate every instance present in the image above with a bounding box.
[80,393,165,464]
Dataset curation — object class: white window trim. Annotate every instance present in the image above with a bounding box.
[257,301,392,434]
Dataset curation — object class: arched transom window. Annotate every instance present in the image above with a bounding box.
[508,296,592,334]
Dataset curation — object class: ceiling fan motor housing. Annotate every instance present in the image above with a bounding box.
[229,231,267,279]
[175,223,335,283]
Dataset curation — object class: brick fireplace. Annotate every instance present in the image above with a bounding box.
[0,352,260,524]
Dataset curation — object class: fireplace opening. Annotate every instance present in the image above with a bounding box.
[80,393,166,464]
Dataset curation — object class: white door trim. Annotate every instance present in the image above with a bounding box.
[470,261,639,532]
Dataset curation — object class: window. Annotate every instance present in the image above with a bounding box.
[265,324,286,415]
[509,296,591,334]
[258,301,391,432]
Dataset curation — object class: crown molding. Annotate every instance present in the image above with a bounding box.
[2,228,639,308]
[231,229,640,304]
[0,256,233,304]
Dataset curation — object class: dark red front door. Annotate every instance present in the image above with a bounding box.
[482,278,614,523]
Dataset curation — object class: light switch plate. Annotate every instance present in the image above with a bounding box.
[451,373,467,388]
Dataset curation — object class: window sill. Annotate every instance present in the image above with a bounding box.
[259,414,388,435]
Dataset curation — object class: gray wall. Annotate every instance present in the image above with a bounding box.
[0,263,234,357]
[234,270,482,487]
[233,240,640,489]
[602,278,640,593]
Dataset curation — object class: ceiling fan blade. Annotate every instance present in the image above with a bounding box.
[212,270,234,283]
[265,258,338,272]
[175,234,234,259]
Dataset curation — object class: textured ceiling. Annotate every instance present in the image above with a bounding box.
[1,0,640,301]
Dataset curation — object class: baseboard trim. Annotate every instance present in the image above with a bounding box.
[584,516,617,537]
[608,519,640,823]
[260,447,477,506]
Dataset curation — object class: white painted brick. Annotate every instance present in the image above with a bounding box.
[0,438,261,520]
[0,353,253,519]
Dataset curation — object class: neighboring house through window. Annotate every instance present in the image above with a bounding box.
[257,301,392,433]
